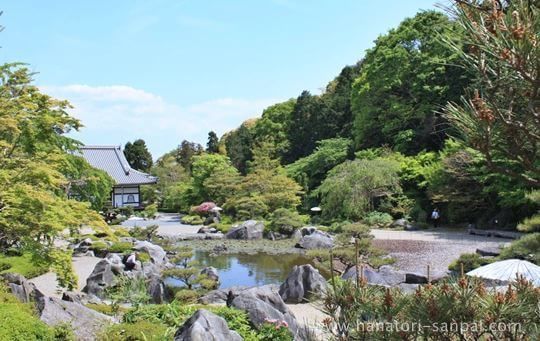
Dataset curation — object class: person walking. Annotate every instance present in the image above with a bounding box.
[431,208,440,228]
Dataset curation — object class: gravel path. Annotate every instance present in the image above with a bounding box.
[30,255,101,298]
[288,302,329,340]
[121,213,201,236]
[371,229,510,274]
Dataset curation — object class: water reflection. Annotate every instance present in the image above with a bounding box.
[167,251,327,289]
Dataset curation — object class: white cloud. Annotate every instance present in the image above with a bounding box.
[41,84,281,157]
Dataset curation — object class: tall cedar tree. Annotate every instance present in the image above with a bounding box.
[124,139,153,172]
[206,131,219,153]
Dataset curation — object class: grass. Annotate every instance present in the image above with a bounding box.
[0,253,49,278]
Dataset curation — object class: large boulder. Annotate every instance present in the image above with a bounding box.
[174,309,242,341]
[279,264,327,303]
[82,259,117,298]
[147,276,170,304]
[295,230,334,249]
[476,247,502,257]
[378,266,406,286]
[405,271,449,284]
[231,285,298,335]
[226,220,265,240]
[1,273,45,305]
[39,296,112,340]
[133,241,167,266]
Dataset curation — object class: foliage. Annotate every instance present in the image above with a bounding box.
[351,11,468,154]
[323,276,540,340]
[149,153,190,211]
[123,303,259,341]
[363,211,393,228]
[163,246,216,290]
[124,139,153,172]
[106,275,151,314]
[180,215,204,225]
[223,119,256,174]
[173,289,199,304]
[314,159,402,221]
[100,321,168,341]
[0,64,109,288]
[443,0,539,189]
[517,214,540,233]
[190,153,239,204]
[51,323,76,341]
[141,203,158,219]
[269,208,308,235]
[0,252,48,278]
[175,140,203,172]
[225,143,302,219]
[498,233,540,264]
[0,283,55,340]
[286,138,352,192]
[258,320,293,341]
[206,131,219,153]
[448,252,493,273]
[128,225,159,241]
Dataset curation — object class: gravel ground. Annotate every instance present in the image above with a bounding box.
[371,229,511,274]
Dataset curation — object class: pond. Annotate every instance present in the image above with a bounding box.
[166,251,328,289]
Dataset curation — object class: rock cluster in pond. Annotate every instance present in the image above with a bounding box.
[174,309,242,341]
[200,266,220,283]
[225,220,265,240]
[83,240,171,303]
[1,273,112,340]
[279,264,327,303]
[295,227,334,249]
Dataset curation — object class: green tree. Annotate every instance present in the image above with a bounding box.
[206,131,219,154]
[223,119,256,174]
[314,159,402,221]
[0,64,107,288]
[124,139,153,172]
[225,143,302,218]
[443,0,539,188]
[190,153,238,204]
[352,11,469,154]
[176,140,203,172]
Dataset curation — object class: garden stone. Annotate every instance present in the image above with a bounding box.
[38,296,112,340]
[61,291,83,304]
[200,266,219,282]
[300,226,318,236]
[174,309,242,341]
[147,276,170,304]
[476,247,501,257]
[1,273,44,305]
[231,285,299,335]
[296,230,334,249]
[203,216,220,226]
[378,265,406,286]
[82,259,117,298]
[225,220,265,240]
[134,240,167,266]
[198,286,250,305]
[279,264,327,303]
[405,271,448,284]
[342,266,388,286]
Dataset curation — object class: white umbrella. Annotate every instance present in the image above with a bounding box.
[467,259,540,287]
[210,207,223,212]
[310,206,322,212]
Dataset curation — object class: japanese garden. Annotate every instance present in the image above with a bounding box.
[0,1,539,340]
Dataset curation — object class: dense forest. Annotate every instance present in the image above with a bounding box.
[125,8,538,232]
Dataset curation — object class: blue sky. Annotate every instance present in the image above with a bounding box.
[1,0,440,158]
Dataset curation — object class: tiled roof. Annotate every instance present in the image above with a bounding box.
[79,145,157,186]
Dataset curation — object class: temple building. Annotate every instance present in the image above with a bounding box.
[80,145,157,208]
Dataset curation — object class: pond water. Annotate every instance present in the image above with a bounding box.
[167,251,327,289]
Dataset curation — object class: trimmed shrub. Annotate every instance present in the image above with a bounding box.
[180,215,204,225]
[269,208,307,235]
[0,253,48,278]
[517,215,540,233]
[448,253,493,273]
[363,211,393,228]
[499,233,540,264]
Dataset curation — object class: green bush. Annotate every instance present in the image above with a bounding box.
[269,208,307,235]
[142,203,158,219]
[100,321,168,341]
[517,214,540,233]
[0,285,55,340]
[174,289,199,304]
[52,323,76,341]
[180,215,204,225]
[363,211,393,228]
[128,225,159,241]
[448,253,493,273]
[108,242,133,254]
[499,233,540,264]
[258,321,293,341]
